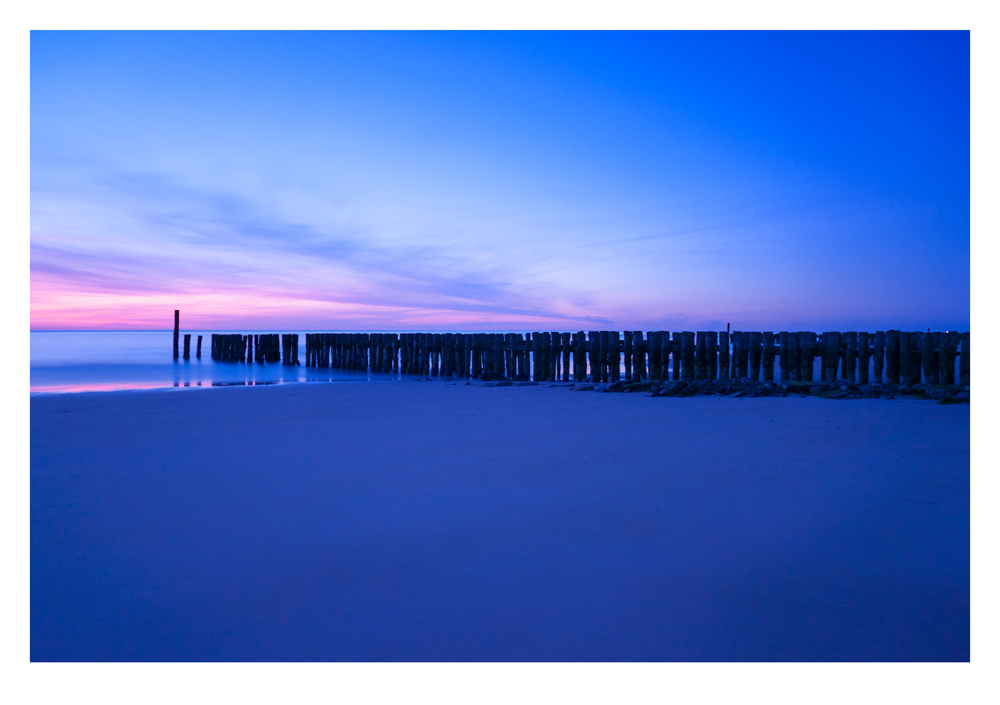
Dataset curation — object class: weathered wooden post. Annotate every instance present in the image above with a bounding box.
[843,332,857,383]
[938,332,955,386]
[182,334,191,359]
[959,332,970,387]
[785,332,798,381]
[719,331,730,381]
[730,332,743,379]
[607,331,617,382]
[659,332,668,381]
[596,330,607,382]
[762,332,775,381]
[584,332,596,382]
[748,332,762,382]
[622,330,633,381]
[694,332,706,380]
[631,332,644,380]
[898,332,912,384]
[680,331,695,381]
[822,332,840,381]
[857,332,870,384]
[196,335,203,359]
[547,332,557,381]
[473,332,481,379]
[648,331,661,380]
[173,310,180,359]
[561,332,571,382]
[704,331,718,380]
[922,332,939,385]
[800,332,815,382]
[778,332,789,381]
[873,331,885,383]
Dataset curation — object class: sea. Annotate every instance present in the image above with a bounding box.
[30,331,394,394]
[31,330,934,395]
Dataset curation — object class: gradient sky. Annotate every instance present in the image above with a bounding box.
[30,31,970,332]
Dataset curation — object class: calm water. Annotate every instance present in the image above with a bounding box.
[30,331,394,394]
[32,330,926,394]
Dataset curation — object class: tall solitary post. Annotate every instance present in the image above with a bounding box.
[173,310,180,359]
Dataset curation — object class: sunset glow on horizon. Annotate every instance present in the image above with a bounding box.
[31,31,970,333]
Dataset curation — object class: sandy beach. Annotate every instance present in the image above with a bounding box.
[30,381,970,661]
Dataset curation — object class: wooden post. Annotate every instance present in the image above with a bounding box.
[823,332,839,381]
[609,331,620,382]
[546,332,556,381]
[731,332,744,379]
[681,331,695,381]
[897,332,912,384]
[778,332,788,381]
[959,332,970,387]
[748,332,762,382]
[196,335,203,359]
[856,332,869,384]
[597,330,608,382]
[843,332,857,383]
[719,331,730,381]
[173,310,180,359]
[706,331,719,380]
[660,331,670,381]
[922,332,938,385]
[622,330,633,381]
[800,332,815,382]
[561,332,571,382]
[938,332,955,386]
[630,332,643,380]
[694,332,706,380]
[785,332,798,381]
[648,331,661,380]
[183,334,191,359]
[585,332,596,382]
[762,332,775,381]
[873,331,886,383]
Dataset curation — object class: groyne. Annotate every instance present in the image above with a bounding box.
[204,329,970,387]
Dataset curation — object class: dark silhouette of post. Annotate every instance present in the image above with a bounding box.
[183,334,191,359]
[173,310,180,359]
[196,335,203,359]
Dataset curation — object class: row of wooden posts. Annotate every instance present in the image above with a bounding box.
[292,330,969,387]
[175,333,202,360]
[211,333,300,365]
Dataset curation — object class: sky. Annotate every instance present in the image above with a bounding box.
[30,30,970,332]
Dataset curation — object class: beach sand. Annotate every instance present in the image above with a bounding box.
[30,381,970,661]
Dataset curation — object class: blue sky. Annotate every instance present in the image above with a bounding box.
[30,30,969,331]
